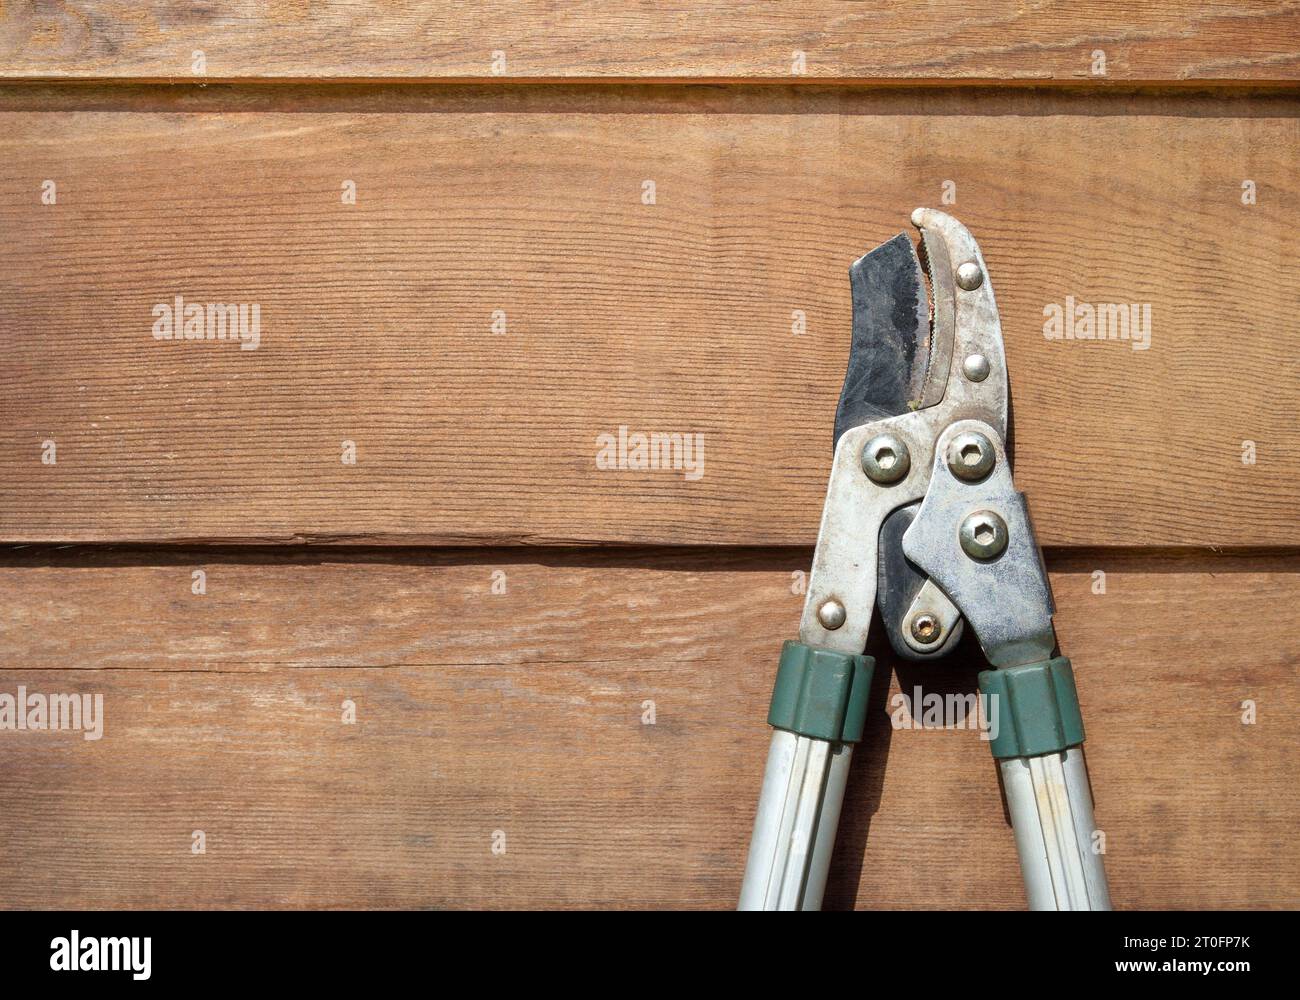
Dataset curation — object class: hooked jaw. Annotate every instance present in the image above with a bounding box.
[906,207,1009,443]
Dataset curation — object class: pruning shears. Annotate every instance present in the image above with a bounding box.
[739,209,1112,911]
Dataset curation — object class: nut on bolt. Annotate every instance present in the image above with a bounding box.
[861,433,911,485]
[959,510,1009,560]
[947,430,996,482]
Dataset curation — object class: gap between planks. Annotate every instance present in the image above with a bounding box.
[2,80,1299,115]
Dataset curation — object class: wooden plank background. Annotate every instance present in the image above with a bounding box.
[1,88,1296,547]
[0,548,1295,908]
[2,1,1298,82]
[0,2,1297,909]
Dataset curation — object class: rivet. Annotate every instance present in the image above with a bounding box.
[817,599,847,631]
[962,353,991,382]
[956,261,983,291]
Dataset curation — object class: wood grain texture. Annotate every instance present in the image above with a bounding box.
[0,1,1293,920]
[1,1,1299,82]
[1,88,1297,548]
[0,547,1295,909]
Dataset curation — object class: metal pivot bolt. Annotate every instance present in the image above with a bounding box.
[909,612,941,645]
[861,434,911,485]
[956,261,983,290]
[959,510,1009,560]
[817,599,847,630]
[946,430,996,482]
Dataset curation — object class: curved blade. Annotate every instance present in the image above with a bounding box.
[832,233,931,448]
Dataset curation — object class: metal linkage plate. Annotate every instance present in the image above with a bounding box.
[901,419,1056,668]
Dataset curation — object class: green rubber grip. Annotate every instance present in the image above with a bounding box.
[978,657,1085,759]
[767,640,874,743]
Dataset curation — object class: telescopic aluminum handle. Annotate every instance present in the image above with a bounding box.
[1000,747,1111,909]
[738,641,874,911]
[980,657,1112,910]
[739,731,853,910]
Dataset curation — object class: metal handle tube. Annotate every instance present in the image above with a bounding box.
[1000,746,1111,910]
[739,641,872,911]
[979,656,1111,910]
[739,730,853,910]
